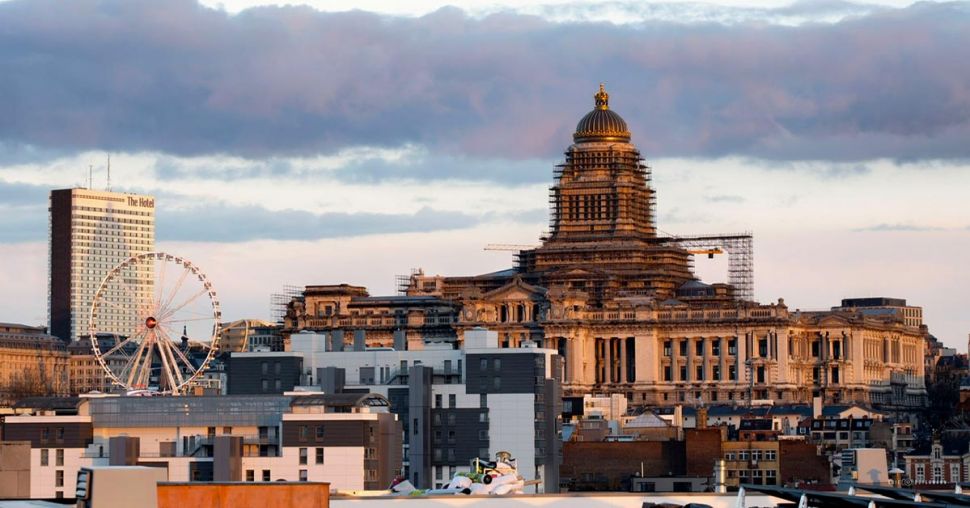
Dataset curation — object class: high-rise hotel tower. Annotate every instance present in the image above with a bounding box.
[49,188,155,342]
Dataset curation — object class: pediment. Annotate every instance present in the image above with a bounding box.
[481,276,547,301]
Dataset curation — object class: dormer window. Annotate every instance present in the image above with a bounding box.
[933,445,942,460]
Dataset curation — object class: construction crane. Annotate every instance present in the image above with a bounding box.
[686,247,724,259]
[484,244,539,251]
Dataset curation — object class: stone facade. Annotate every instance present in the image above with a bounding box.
[283,86,927,408]
[0,323,69,401]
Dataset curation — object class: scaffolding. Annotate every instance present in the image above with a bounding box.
[546,146,656,240]
[667,232,754,301]
[269,284,302,324]
[395,268,423,295]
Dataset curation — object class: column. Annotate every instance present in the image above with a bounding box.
[565,337,578,383]
[635,335,655,383]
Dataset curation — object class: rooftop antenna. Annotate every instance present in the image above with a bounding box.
[106,155,111,191]
[88,164,93,189]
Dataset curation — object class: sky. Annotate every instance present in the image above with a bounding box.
[0,0,968,348]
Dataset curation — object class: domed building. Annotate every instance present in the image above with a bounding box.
[285,86,928,409]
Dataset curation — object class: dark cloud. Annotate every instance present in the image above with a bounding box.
[0,180,485,243]
[0,180,50,206]
[158,205,480,242]
[1,0,969,164]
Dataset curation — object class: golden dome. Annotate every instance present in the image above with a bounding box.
[573,84,631,143]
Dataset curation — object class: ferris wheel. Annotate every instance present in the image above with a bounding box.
[88,252,221,395]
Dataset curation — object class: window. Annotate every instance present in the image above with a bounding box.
[729,365,737,381]
[713,365,721,381]
[679,340,688,356]
[316,448,324,464]
[449,394,456,408]
[261,361,268,375]
[447,414,456,425]
[299,425,308,442]
[663,341,672,356]
[223,426,232,435]
[435,394,442,408]
[479,429,489,441]
[696,341,704,356]
[261,379,269,392]
[435,467,443,480]
[696,365,704,381]
[262,470,271,481]
[679,366,687,381]
[765,450,776,461]
[493,377,501,390]
[41,428,50,442]
[915,464,925,483]
[757,366,765,383]
[951,463,961,483]
[299,447,308,465]
[299,469,308,482]
[316,426,325,440]
[751,450,761,461]
[480,359,487,371]
[758,338,768,357]
[56,448,64,467]
[728,339,737,355]
[725,452,735,461]
[663,366,672,381]
[274,361,281,375]
[246,470,254,482]
[712,340,721,356]
[55,470,64,487]
[40,449,49,466]
[448,430,456,444]
[479,411,488,423]
[274,379,282,391]
[494,359,501,370]
[480,394,487,408]
[56,427,64,442]
[933,465,943,483]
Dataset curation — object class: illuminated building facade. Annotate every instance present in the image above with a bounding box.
[284,86,926,408]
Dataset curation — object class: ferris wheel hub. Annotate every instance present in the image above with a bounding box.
[145,317,158,329]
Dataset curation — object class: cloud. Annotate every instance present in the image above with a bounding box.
[853,223,944,232]
[0,179,490,243]
[704,194,745,203]
[0,0,969,164]
[160,205,485,242]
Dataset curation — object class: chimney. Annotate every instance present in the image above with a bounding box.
[697,407,709,429]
